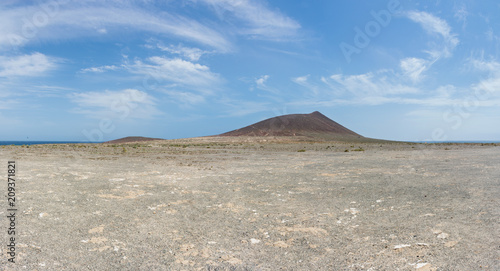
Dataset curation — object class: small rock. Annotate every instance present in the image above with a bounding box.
[415,243,429,247]
[250,238,261,244]
[437,232,449,239]
[394,244,411,249]
[415,263,433,270]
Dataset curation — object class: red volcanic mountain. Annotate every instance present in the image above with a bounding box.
[220,111,364,140]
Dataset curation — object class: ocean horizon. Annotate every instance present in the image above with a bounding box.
[0,141,100,146]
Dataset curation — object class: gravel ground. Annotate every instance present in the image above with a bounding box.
[1,140,499,270]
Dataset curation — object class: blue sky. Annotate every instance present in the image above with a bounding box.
[1,0,499,142]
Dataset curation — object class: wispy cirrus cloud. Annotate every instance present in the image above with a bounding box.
[398,11,458,85]
[126,56,223,94]
[255,74,269,88]
[0,2,232,52]
[291,75,321,96]
[406,11,459,59]
[80,65,120,73]
[156,43,210,62]
[199,0,301,41]
[253,74,279,94]
[400,57,429,83]
[291,59,500,108]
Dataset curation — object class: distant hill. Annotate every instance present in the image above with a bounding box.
[219,111,370,141]
[104,136,164,144]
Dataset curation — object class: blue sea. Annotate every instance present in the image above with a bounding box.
[0,141,99,146]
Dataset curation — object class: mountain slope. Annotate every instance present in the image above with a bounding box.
[219,111,364,140]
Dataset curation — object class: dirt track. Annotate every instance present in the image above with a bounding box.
[1,140,499,270]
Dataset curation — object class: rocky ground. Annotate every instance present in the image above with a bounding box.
[1,139,499,270]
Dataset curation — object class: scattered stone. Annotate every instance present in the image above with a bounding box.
[394,244,411,249]
[415,243,430,247]
[437,232,449,239]
[415,263,433,270]
[88,225,104,234]
[250,238,261,244]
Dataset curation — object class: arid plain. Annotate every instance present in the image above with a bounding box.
[1,138,499,270]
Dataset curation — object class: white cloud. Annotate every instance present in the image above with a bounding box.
[80,65,119,73]
[292,75,309,85]
[70,89,161,119]
[199,0,300,40]
[255,75,269,87]
[406,11,459,58]
[468,58,500,74]
[400,57,428,82]
[473,75,500,98]
[254,74,279,94]
[0,52,57,77]
[0,2,231,52]
[453,4,468,26]
[127,57,222,94]
[292,74,320,96]
[289,66,500,109]
[157,44,208,62]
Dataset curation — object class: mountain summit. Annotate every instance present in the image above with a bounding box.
[220,111,363,140]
